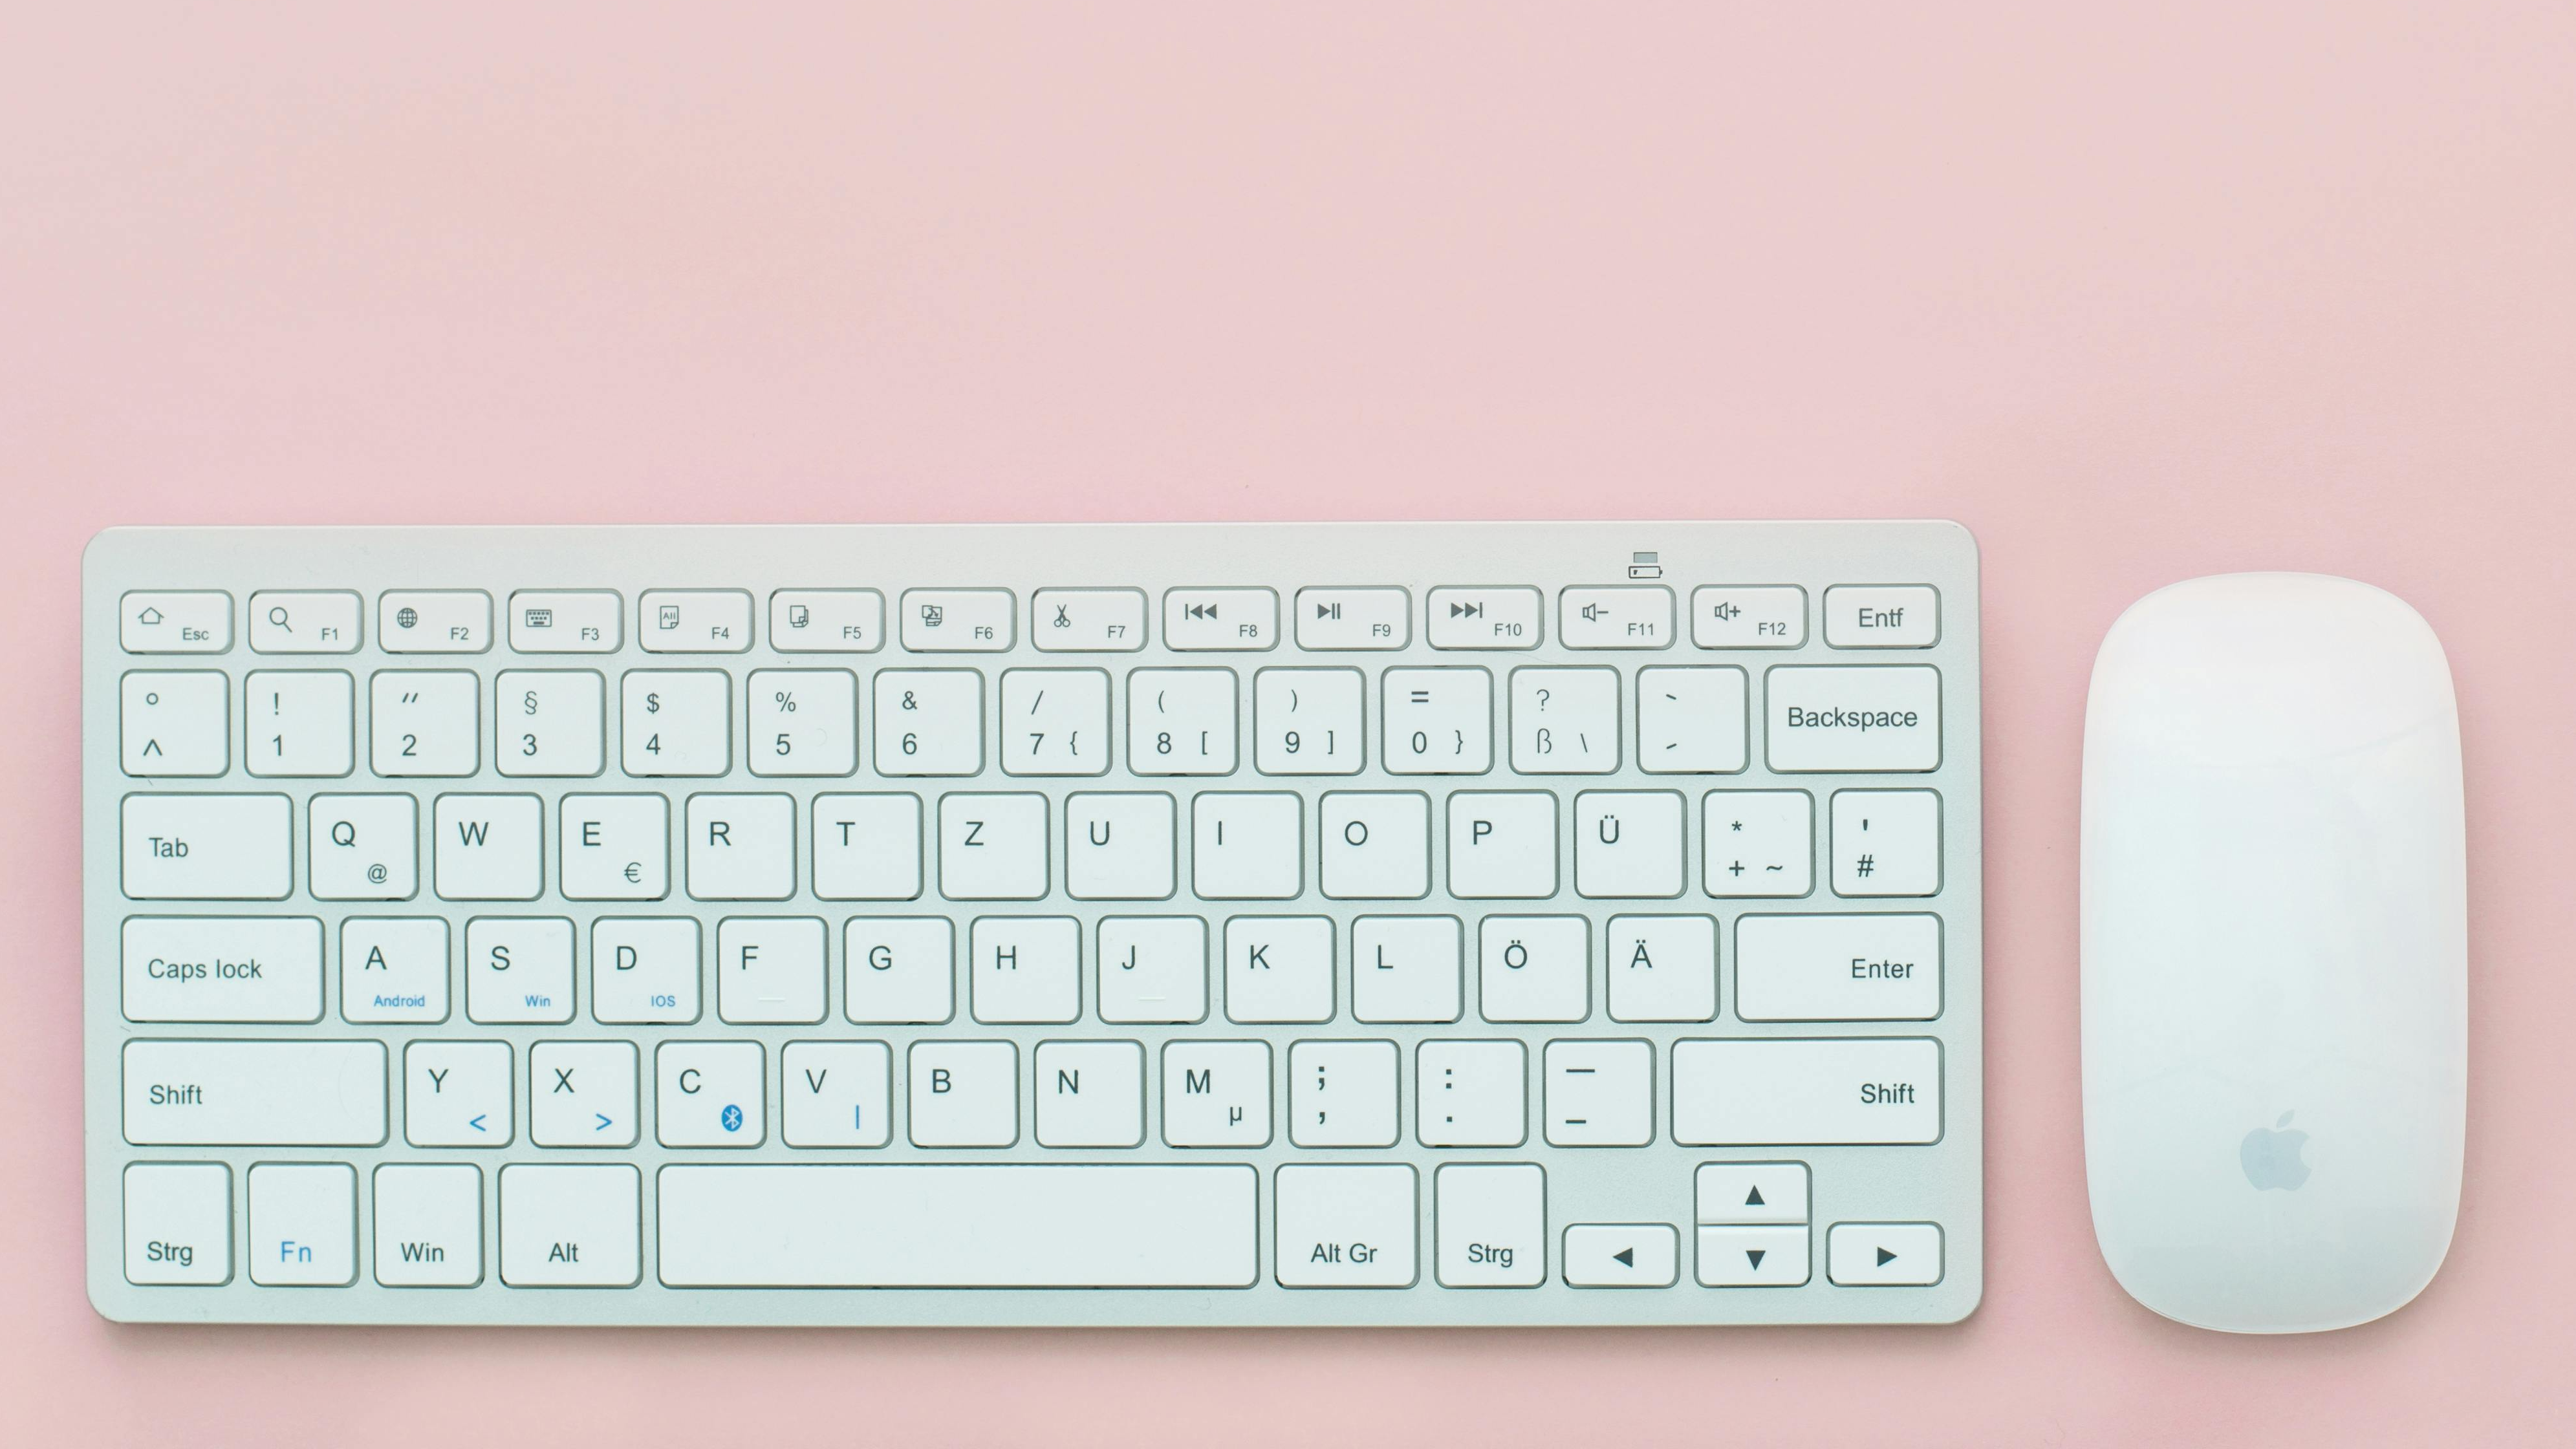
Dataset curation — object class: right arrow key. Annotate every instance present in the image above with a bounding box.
[1826,1222,1944,1286]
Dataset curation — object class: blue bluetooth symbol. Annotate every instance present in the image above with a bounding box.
[720,1104,744,1133]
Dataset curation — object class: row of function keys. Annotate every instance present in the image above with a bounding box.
[122,1158,1942,1290]
[120,584,1943,656]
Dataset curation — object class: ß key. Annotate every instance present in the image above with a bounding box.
[83,520,1980,1327]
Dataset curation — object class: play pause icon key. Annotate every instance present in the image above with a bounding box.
[1294,587,1410,650]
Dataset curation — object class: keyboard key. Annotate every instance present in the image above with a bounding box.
[770,588,885,652]
[874,669,984,775]
[1415,1040,1525,1147]
[812,794,924,901]
[656,1165,1258,1287]
[1032,588,1147,652]
[843,918,955,1024]
[249,1163,358,1286]
[1703,789,1815,897]
[1671,1038,1941,1144]
[433,795,543,901]
[1563,1223,1677,1287]
[122,671,228,777]
[656,1041,766,1146]
[1351,915,1463,1024]
[591,918,700,1024]
[1559,586,1674,649]
[901,588,1015,651]
[1510,667,1619,773]
[1427,587,1541,649]
[909,1041,1017,1146]
[1574,790,1685,898]
[1826,1221,1943,1285]
[1605,914,1718,1023]
[1321,791,1430,899]
[1737,912,1941,1022]
[1163,588,1277,650]
[1823,585,1940,649]
[1542,1040,1652,1146]
[380,590,492,653]
[374,1164,482,1287]
[685,793,793,901]
[940,793,1049,900]
[622,670,731,777]
[1275,1165,1416,1287]
[249,590,362,653]
[124,1162,231,1285]
[341,918,449,1024]
[308,794,418,901]
[1764,665,1942,773]
[1161,1040,1272,1146]
[781,1041,893,1147]
[1034,1040,1145,1147]
[1097,916,1206,1024]
[372,671,481,777]
[1295,587,1410,650]
[507,590,621,653]
[1478,916,1588,1024]
[1697,1226,1809,1287]
[123,1040,386,1146]
[120,915,322,1023]
[530,1041,638,1147]
[749,669,858,776]
[559,794,669,901]
[1065,792,1176,901]
[1830,788,1942,897]
[243,670,355,777]
[1224,916,1332,1023]
[1382,667,1492,774]
[1691,585,1808,649]
[1194,793,1303,899]
[499,1164,640,1286]
[1435,1163,1545,1287]
[1128,668,1238,775]
[969,916,1079,1024]
[1636,665,1748,773]
[1288,1039,1399,1148]
[404,1040,513,1146]
[1696,1162,1810,1225]
[495,671,605,778]
[121,591,231,653]
[716,916,827,1024]
[1000,668,1112,776]
[1253,667,1365,775]
[640,589,753,653]
[122,793,291,900]
[464,916,572,1023]
[1445,791,1557,899]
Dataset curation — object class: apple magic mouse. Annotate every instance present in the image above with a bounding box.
[2081,572,2465,1333]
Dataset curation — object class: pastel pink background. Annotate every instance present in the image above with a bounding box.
[5,3,2571,1443]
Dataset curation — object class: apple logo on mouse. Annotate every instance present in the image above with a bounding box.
[2240,1111,2312,1192]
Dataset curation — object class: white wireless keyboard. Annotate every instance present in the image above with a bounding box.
[85,521,1982,1326]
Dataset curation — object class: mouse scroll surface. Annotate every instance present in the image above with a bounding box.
[2081,574,2465,1334]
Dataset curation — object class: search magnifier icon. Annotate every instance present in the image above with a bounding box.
[330,821,356,847]
[268,606,292,631]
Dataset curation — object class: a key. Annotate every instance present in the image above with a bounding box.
[308,793,418,901]
[1445,791,1557,898]
[1671,1038,1941,1144]
[498,1165,640,1286]
[1351,915,1462,1023]
[403,1040,512,1147]
[1001,668,1112,776]
[1321,791,1431,899]
[248,1163,357,1286]
[843,918,955,1024]
[900,589,1014,651]
[379,591,490,653]
[1254,667,1365,774]
[243,670,354,777]
[1691,585,1807,649]
[1636,665,1748,773]
[1127,668,1237,775]
[463,916,572,1023]
[559,793,669,901]
[120,916,323,1024]
[1415,1040,1526,1148]
[371,671,480,777]
[1764,665,1942,773]
[1275,1165,1416,1287]
[1426,587,1540,650]
[1702,789,1814,897]
[434,794,543,901]
[506,590,620,653]
[495,670,605,778]
[1288,1039,1399,1148]
[622,670,731,777]
[124,1163,230,1285]
[121,591,232,654]
[812,793,924,901]
[749,668,858,777]
[1096,916,1207,1024]
[969,917,1081,1024]
[716,916,827,1024]
[1064,792,1176,900]
[1478,916,1589,1024]
[1224,916,1333,1023]
[769,589,884,653]
[639,590,753,653]
[1735,913,1941,1022]
[1163,588,1277,650]
[939,793,1049,901]
[122,793,290,900]
[656,1041,766,1146]
[1823,586,1941,649]
[1605,914,1718,1023]
[1381,667,1492,774]
[1510,667,1619,773]
[340,918,449,1024]
[1160,1040,1271,1146]
[1034,1040,1146,1147]
[1030,588,1147,652]
[909,1041,1018,1146]
[123,1040,385,1145]
[1192,793,1302,900]
[373,1165,482,1287]
[1542,1039,1652,1146]
[1697,1226,1810,1287]
[1559,585,1674,649]
[121,671,228,777]
[1830,788,1942,897]
[781,1042,893,1147]
[1434,1163,1546,1287]
[685,793,795,901]
[590,917,700,1024]
[874,669,984,776]
[530,1040,639,1147]
[1574,790,1685,898]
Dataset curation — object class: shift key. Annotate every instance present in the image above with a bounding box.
[124,1040,387,1145]
[1671,1038,1940,1145]
[122,794,292,899]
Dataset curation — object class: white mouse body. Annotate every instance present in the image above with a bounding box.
[2081,572,2464,1333]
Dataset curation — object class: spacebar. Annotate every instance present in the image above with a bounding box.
[657,1165,1260,1287]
